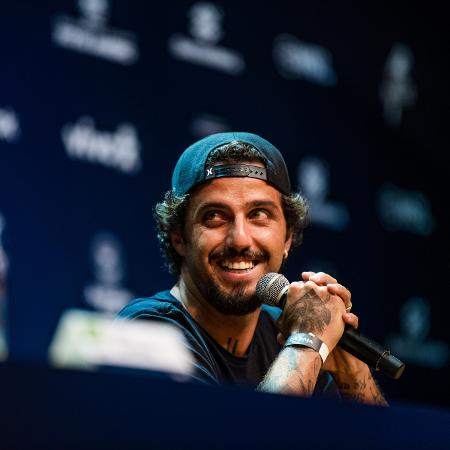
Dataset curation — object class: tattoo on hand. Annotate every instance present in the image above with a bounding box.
[279,288,331,336]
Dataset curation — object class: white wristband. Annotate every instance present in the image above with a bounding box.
[284,332,329,364]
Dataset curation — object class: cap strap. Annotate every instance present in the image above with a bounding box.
[204,164,267,182]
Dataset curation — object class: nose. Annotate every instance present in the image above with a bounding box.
[225,215,252,250]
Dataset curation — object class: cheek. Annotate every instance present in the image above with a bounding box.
[191,228,223,256]
[251,227,288,267]
[252,225,286,248]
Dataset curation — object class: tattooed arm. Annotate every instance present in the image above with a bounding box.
[323,347,389,406]
[334,368,388,406]
[258,347,322,395]
[300,272,389,406]
[258,280,345,396]
[258,276,388,405]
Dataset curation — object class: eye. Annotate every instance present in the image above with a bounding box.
[203,210,227,227]
[249,209,270,221]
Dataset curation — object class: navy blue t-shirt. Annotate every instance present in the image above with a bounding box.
[118,290,338,395]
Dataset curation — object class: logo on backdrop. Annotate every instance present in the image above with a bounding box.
[168,2,245,75]
[273,34,337,87]
[52,0,139,65]
[0,107,21,143]
[61,116,142,174]
[0,212,8,360]
[297,157,349,231]
[386,296,449,368]
[377,183,435,236]
[379,42,417,127]
[84,231,134,314]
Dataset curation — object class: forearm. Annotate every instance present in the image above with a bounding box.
[334,367,389,406]
[257,347,322,396]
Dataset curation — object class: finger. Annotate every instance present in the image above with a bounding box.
[309,271,337,286]
[326,283,351,308]
[329,293,347,313]
[288,281,329,306]
[287,281,307,297]
[286,281,310,306]
[301,271,315,281]
[343,312,359,329]
[303,280,329,298]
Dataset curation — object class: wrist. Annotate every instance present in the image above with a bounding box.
[284,332,329,364]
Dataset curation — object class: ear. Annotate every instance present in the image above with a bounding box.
[285,228,293,254]
[171,231,186,257]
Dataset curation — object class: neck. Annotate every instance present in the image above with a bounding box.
[174,274,261,357]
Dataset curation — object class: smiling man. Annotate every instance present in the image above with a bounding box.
[119,132,387,404]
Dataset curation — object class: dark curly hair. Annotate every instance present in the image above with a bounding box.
[154,141,309,274]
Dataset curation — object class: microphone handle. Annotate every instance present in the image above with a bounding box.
[339,326,405,379]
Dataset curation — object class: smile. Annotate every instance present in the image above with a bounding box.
[219,259,256,271]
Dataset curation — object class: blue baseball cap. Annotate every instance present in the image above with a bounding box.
[172,132,291,196]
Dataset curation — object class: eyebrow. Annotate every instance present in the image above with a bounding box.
[194,200,280,216]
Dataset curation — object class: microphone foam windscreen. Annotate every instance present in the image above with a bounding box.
[256,272,289,306]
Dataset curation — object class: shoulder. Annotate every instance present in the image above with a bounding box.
[117,290,182,320]
[118,290,221,385]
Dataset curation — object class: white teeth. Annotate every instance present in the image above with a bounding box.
[222,260,254,270]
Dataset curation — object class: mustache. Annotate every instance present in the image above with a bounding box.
[209,247,268,263]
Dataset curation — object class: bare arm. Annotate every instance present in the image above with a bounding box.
[257,280,340,396]
[258,272,388,406]
[258,347,322,396]
[303,271,388,406]
[333,367,388,406]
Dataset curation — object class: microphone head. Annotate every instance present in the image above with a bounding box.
[256,272,289,307]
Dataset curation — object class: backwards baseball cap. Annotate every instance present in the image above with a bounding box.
[172,132,291,196]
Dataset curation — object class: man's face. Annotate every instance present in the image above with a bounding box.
[172,176,292,315]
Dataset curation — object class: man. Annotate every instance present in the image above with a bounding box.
[119,132,387,405]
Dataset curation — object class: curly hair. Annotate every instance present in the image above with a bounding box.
[154,141,309,274]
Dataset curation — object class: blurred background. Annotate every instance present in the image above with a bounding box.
[0,1,448,408]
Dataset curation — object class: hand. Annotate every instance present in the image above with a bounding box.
[276,276,347,352]
[274,271,388,405]
[301,271,352,313]
[300,271,368,376]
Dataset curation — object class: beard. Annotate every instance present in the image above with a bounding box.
[204,247,268,315]
[205,278,263,316]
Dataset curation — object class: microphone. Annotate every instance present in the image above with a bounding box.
[256,272,405,379]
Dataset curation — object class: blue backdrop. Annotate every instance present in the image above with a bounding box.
[1,1,448,408]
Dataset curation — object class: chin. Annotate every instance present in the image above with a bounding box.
[206,279,262,316]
